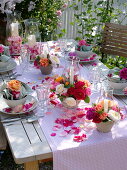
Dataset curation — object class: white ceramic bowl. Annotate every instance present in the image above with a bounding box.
[3,95,28,108]
[108,80,127,90]
[75,51,95,59]
[0,61,9,68]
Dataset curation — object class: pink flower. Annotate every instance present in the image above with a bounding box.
[119,68,127,80]
[78,40,87,46]
[74,81,85,89]
[0,46,4,53]
[85,88,91,96]
[63,3,68,8]
[56,10,62,16]
[73,89,86,100]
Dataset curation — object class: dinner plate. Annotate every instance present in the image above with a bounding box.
[113,89,127,96]
[79,57,98,64]
[0,95,37,115]
[0,59,17,73]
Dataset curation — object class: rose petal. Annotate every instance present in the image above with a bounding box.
[50,133,56,136]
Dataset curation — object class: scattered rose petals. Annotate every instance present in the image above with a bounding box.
[73,134,87,142]
[45,111,52,115]
[51,133,56,136]
[59,131,68,137]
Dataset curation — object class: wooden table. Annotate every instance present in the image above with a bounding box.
[0,62,127,170]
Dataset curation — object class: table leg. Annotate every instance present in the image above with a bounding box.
[24,160,39,170]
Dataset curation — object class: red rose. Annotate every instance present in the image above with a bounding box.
[92,113,102,123]
[74,81,85,89]
[67,87,75,96]
[73,89,86,100]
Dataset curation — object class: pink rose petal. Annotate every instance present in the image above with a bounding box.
[51,133,56,136]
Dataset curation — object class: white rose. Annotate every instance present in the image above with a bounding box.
[64,97,76,107]
[50,55,60,65]
[108,110,121,122]
[56,84,65,94]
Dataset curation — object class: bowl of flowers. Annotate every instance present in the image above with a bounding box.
[0,45,10,68]
[86,99,121,132]
[34,53,60,75]
[75,40,93,58]
[50,74,91,108]
[107,67,127,90]
[1,80,28,108]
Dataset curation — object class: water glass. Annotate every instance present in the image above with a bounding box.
[36,85,49,116]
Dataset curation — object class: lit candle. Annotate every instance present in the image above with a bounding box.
[28,35,36,47]
[70,66,74,84]
[104,99,109,113]
[10,22,19,37]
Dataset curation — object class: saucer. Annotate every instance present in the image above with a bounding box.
[79,57,98,64]
[0,59,16,73]
[113,89,127,96]
[0,95,37,115]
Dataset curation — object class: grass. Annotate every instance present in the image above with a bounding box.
[0,147,53,170]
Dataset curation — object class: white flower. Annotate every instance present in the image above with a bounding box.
[50,55,60,65]
[108,110,121,122]
[56,84,66,94]
[64,97,76,107]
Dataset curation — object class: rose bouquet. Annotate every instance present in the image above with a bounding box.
[86,99,121,132]
[34,53,60,75]
[76,40,92,52]
[107,67,127,91]
[50,75,91,108]
[1,80,28,108]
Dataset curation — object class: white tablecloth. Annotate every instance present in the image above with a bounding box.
[16,58,127,170]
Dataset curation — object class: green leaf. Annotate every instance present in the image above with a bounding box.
[84,96,90,103]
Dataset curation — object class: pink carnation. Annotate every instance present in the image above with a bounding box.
[119,68,127,80]
[78,40,86,46]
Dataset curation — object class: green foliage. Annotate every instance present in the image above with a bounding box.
[70,0,127,45]
[15,0,67,41]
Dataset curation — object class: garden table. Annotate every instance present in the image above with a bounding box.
[0,55,127,170]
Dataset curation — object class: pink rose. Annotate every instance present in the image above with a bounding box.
[63,3,68,8]
[85,88,91,96]
[56,10,62,16]
[78,40,86,46]
[0,46,4,53]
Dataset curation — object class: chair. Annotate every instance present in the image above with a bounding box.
[100,22,127,58]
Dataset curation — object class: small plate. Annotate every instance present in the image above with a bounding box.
[0,95,37,115]
[113,89,127,96]
[0,59,16,73]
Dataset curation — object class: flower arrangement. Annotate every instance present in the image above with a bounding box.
[86,99,121,123]
[108,67,127,81]
[0,45,10,63]
[76,40,92,52]
[2,80,27,100]
[50,75,91,108]
[34,53,60,68]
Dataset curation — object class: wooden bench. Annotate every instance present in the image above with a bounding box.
[100,22,127,58]
[0,121,7,150]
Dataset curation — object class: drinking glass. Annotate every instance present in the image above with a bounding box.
[36,84,49,116]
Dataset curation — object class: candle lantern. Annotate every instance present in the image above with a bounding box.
[24,19,41,61]
[6,11,23,57]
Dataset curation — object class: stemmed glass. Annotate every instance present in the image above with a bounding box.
[36,84,50,116]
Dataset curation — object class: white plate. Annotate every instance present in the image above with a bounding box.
[113,89,127,96]
[79,57,98,64]
[0,95,37,115]
[0,59,16,73]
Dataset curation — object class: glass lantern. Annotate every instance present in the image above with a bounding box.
[6,11,23,56]
[24,19,41,61]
